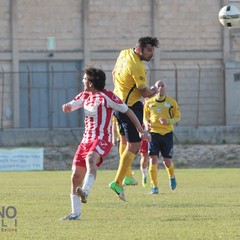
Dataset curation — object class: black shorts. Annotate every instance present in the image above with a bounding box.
[114,101,143,143]
[149,132,173,158]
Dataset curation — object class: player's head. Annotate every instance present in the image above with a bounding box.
[137,37,160,49]
[155,80,166,97]
[83,66,106,91]
[135,36,159,62]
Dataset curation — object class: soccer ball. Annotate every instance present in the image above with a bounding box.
[218,5,240,28]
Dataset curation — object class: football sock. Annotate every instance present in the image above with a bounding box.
[119,143,132,178]
[126,167,132,178]
[165,162,175,178]
[70,194,81,215]
[149,163,158,188]
[140,166,148,178]
[114,150,136,186]
[82,174,95,195]
[119,142,126,156]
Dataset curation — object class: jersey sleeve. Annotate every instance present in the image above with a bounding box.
[68,92,84,111]
[168,99,181,124]
[102,90,128,113]
[131,62,148,90]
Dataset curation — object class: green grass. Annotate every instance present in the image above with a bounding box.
[0,169,240,240]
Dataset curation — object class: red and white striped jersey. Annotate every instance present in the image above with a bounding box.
[68,89,128,143]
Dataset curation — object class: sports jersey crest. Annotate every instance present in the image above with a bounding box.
[164,102,171,107]
[99,140,108,149]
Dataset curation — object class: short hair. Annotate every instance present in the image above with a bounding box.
[85,66,106,90]
[137,36,160,49]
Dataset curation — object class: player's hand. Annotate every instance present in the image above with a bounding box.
[159,118,167,124]
[62,103,72,112]
[111,136,118,146]
[139,130,151,142]
[149,85,158,96]
[145,123,152,131]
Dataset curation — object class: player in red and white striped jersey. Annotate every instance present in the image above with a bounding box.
[60,66,150,221]
[70,89,128,144]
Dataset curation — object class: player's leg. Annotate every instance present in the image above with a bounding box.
[121,141,139,186]
[77,139,112,202]
[115,116,142,186]
[163,157,177,190]
[115,120,135,184]
[114,140,140,185]
[119,135,127,156]
[109,140,140,201]
[148,132,160,194]
[118,123,137,186]
[121,102,144,186]
[140,152,149,187]
[60,165,86,220]
[109,140,139,202]
[161,132,177,190]
[119,135,137,185]
[109,103,142,200]
[148,155,159,194]
[139,139,149,187]
[77,151,100,203]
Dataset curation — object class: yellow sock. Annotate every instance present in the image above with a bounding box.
[149,163,158,188]
[118,143,132,178]
[119,142,126,156]
[126,167,132,178]
[114,151,136,186]
[165,162,175,178]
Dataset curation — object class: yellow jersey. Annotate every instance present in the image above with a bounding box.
[113,48,148,106]
[144,95,181,135]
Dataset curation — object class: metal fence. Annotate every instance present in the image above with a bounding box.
[0,64,225,129]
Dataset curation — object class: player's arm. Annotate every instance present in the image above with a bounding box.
[168,102,181,124]
[133,66,157,98]
[62,97,83,113]
[143,103,151,131]
[112,117,119,146]
[106,91,150,140]
[160,101,181,125]
[62,103,72,112]
[160,116,181,125]
[140,85,157,98]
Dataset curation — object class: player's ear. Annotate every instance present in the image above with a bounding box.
[135,46,142,54]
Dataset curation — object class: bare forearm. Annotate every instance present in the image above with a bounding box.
[141,85,157,98]
[160,116,181,125]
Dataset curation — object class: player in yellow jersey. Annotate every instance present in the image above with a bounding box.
[112,114,149,187]
[109,36,159,201]
[144,80,181,194]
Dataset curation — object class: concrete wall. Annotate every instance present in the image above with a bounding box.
[0,127,239,146]
[0,0,240,129]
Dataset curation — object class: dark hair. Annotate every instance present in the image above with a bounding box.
[85,66,106,90]
[137,36,159,49]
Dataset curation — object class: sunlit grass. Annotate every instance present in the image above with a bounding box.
[0,169,240,240]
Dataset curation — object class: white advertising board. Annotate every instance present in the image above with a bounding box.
[0,148,44,171]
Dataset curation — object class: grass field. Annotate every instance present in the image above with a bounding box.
[0,169,240,240]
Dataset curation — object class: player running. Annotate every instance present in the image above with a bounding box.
[60,66,150,220]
